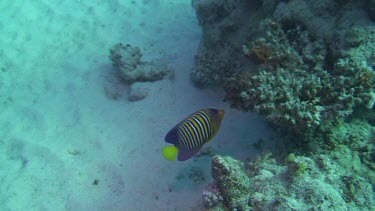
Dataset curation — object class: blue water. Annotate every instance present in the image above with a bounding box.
[1,0,374,210]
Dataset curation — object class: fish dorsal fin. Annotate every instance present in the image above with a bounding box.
[165,115,189,144]
[164,125,179,144]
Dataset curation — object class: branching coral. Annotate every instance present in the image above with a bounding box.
[202,183,223,208]
[225,19,375,134]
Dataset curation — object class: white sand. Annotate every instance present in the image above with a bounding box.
[0,0,272,210]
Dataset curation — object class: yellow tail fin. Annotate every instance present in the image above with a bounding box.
[162,145,178,161]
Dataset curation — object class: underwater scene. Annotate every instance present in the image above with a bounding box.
[0,0,374,210]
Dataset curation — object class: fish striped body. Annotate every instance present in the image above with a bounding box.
[163,108,225,161]
[177,110,215,151]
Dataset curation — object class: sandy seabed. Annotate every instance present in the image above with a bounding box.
[0,1,271,210]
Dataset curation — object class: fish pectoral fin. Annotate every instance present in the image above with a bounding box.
[177,147,201,161]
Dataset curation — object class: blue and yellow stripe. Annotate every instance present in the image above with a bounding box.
[176,109,214,150]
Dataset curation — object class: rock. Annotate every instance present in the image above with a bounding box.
[127,82,149,102]
[109,43,173,84]
[211,155,251,211]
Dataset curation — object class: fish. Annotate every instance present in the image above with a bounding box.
[162,108,225,161]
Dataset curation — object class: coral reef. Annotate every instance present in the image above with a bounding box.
[192,0,256,48]
[191,50,236,87]
[226,19,375,134]
[206,119,375,211]
[191,0,261,88]
[193,0,375,134]
[211,155,251,210]
[192,0,375,210]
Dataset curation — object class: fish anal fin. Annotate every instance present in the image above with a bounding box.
[177,147,201,161]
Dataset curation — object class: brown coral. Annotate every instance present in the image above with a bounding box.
[252,43,274,62]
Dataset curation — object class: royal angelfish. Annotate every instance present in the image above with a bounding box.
[162,108,225,161]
